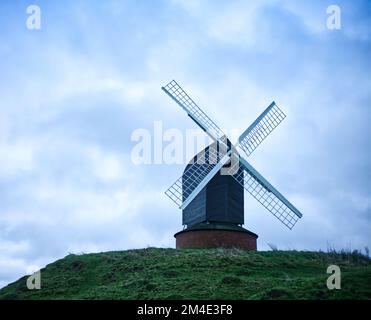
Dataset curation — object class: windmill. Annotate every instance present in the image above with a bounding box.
[162,80,302,250]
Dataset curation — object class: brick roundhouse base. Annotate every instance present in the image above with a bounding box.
[174,223,258,251]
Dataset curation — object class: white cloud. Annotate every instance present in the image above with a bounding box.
[0,140,35,177]
[0,241,30,256]
[0,257,28,279]
[88,147,125,182]
[205,4,260,46]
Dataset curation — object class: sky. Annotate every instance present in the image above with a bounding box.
[0,0,370,288]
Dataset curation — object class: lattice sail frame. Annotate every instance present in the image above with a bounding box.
[165,143,232,209]
[227,154,302,229]
[162,80,225,141]
[238,102,286,157]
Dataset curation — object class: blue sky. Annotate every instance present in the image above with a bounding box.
[0,0,370,288]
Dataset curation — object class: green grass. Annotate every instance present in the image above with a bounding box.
[0,248,370,300]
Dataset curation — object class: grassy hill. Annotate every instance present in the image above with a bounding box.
[0,248,370,300]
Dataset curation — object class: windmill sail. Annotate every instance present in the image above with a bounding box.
[165,145,232,209]
[162,80,238,210]
[162,80,225,141]
[228,154,302,229]
[238,101,286,157]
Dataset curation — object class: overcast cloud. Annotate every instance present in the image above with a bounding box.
[0,0,370,288]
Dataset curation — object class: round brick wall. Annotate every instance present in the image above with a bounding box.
[175,228,258,251]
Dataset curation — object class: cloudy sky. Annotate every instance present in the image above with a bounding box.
[0,0,370,288]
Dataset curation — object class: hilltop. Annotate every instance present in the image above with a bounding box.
[0,248,370,300]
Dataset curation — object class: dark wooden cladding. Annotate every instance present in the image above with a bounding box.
[182,140,244,227]
[182,187,206,226]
